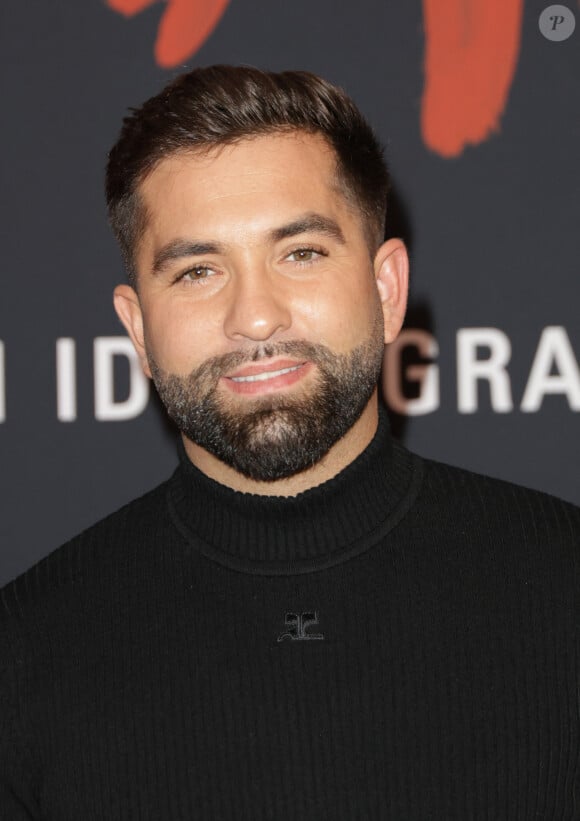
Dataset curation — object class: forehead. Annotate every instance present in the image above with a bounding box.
[136,132,355,244]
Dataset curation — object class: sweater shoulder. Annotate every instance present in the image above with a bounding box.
[0,476,174,630]
[415,452,580,546]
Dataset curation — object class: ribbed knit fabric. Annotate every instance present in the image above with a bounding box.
[1,413,579,819]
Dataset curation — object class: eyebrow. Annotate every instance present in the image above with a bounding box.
[268,212,346,244]
[151,212,345,275]
[152,240,222,275]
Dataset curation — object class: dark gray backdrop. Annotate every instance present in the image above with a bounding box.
[1,0,578,586]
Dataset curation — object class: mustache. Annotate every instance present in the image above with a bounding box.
[187,340,336,383]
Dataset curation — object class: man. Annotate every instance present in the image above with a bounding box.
[1,66,578,819]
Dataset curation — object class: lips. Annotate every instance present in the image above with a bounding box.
[227,358,305,379]
[223,359,311,395]
[230,364,302,383]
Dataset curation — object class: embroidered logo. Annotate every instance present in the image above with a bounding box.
[277,611,324,642]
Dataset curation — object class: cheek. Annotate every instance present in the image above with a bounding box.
[298,279,381,350]
[141,302,220,375]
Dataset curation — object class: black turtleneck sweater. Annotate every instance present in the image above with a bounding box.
[1,415,579,819]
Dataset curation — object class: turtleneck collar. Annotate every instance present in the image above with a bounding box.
[167,407,423,575]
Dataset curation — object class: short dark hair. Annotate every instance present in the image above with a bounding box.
[106,65,389,281]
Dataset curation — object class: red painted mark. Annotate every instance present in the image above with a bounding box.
[108,0,529,157]
[421,0,524,157]
[107,0,230,68]
[108,0,153,14]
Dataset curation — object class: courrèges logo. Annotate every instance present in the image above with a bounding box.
[105,0,525,159]
[277,611,325,642]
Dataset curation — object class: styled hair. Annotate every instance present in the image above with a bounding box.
[106,65,389,281]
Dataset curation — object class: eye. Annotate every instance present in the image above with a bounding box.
[178,264,217,283]
[285,247,326,265]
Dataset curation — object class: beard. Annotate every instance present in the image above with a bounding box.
[147,309,385,482]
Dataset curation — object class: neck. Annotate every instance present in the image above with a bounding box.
[170,402,421,573]
[181,392,380,497]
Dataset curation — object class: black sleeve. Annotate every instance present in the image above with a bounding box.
[0,632,41,820]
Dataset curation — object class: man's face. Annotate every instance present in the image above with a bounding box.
[115,132,407,483]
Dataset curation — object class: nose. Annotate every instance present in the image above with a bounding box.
[223,265,292,343]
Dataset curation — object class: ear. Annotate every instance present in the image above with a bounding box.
[374,238,409,344]
[113,284,152,379]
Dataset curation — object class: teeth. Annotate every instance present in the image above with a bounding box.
[231,365,301,383]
